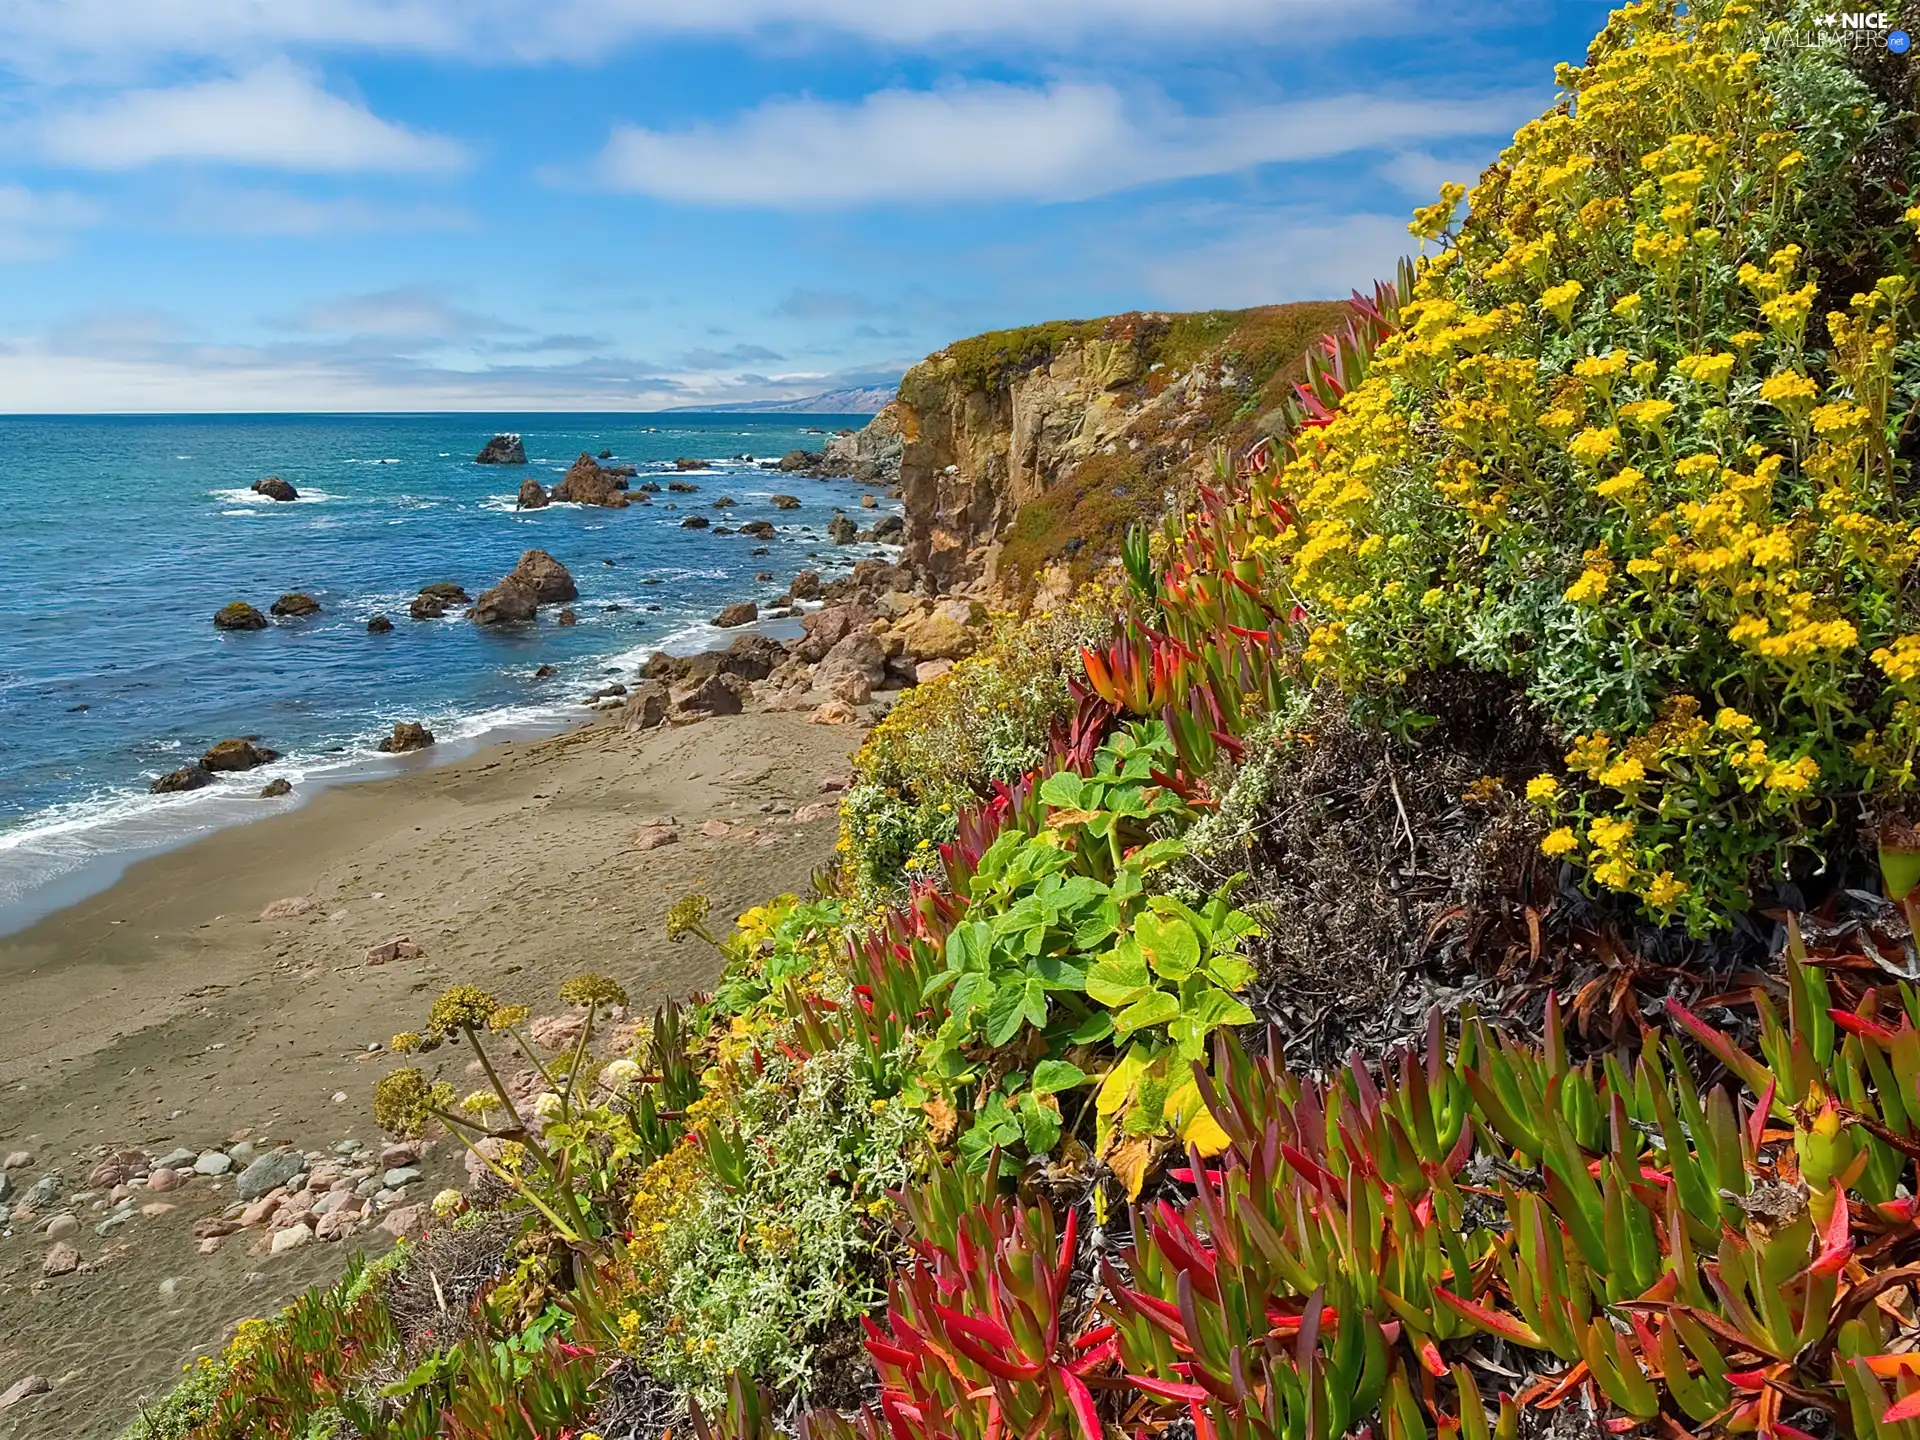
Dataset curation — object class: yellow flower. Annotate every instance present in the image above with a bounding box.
[1589,815,1635,853]
[1598,756,1646,788]
[1675,351,1736,390]
[1642,872,1687,909]
[1593,855,1636,890]
[1526,775,1560,804]
[1564,567,1611,604]
[1612,292,1644,320]
[1567,426,1618,466]
[1873,635,1920,686]
[1594,466,1647,504]
[1619,398,1675,433]
[1541,827,1579,858]
[1630,359,1660,387]
[1541,279,1584,328]
[1765,756,1820,794]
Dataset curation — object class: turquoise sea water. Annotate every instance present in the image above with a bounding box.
[0,412,895,931]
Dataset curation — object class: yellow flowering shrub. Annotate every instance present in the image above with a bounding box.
[1195,0,1920,929]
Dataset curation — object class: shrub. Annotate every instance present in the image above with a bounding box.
[840,591,1118,891]
[1195,0,1920,930]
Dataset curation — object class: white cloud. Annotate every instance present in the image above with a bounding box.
[0,0,1403,73]
[1379,148,1485,198]
[287,286,502,338]
[36,60,468,173]
[1140,210,1415,309]
[593,81,1542,206]
[171,185,474,235]
[0,184,99,260]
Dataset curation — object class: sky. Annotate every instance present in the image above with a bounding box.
[0,0,1620,412]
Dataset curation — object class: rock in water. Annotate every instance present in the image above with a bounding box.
[410,594,449,620]
[827,515,859,544]
[202,738,278,771]
[151,764,212,794]
[269,592,319,618]
[214,601,268,631]
[507,550,576,603]
[516,478,550,509]
[377,722,434,754]
[418,582,470,604]
[259,778,293,798]
[739,520,776,539]
[251,477,298,502]
[681,515,709,530]
[788,570,822,600]
[551,454,628,508]
[366,613,394,633]
[770,493,801,509]
[557,609,578,626]
[712,601,758,628]
[866,515,905,543]
[475,433,526,465]
[471,584,534,625]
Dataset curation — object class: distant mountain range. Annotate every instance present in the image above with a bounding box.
[688,386,896,414]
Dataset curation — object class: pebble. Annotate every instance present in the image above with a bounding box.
[159,1276,182,1298]
[24,1175,61,1210]
[270,1225,312,1254]
[228,1141,256,1163]
[154,1148,196,1171]
[140,1202,175,1217]
[0,1375,50,1409]
[2,1151,33,1170]
[379,1204,427,1239]
[235,1149,305,1201]
[43,1214,79,1241]
[354,1177,382,1198]
[383,1166,423,1189]
[196,1237,223,1256]
[145,1168,183,1193]
[194,1152,233,1176]
[42,1242,81,1276]
[378,1142,421,1167]
[331,1090,349,1103]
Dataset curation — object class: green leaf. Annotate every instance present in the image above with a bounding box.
[1038,771,1086,810]
[1032,1059,1089,1094]
[1136,910,1200,981]
[949,972,995,1022]
[1022,976,1050,1030]
[1033,954,1087,990]
[1019,1093,1063,1154]
[1085,942,1153,1007]
[1204,953,1257,992]
[1115,990,1181,1035]
[1070,1011,1116,1045]
[985,982,1028,1046]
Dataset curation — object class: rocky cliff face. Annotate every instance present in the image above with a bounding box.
[886,303,1346,608]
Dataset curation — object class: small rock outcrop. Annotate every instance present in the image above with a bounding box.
[251,477,298,502]
[151,764,211,794]
[674,458,706,471]
[214,601,268,631]
[681,515,709,530]
[621,683,671,731]
[789,571,822,601]
[739,520,776,540]
[270,593,320,617]
[201,738,277,772]
[259,778,293,798]
[418,583,470,604]
[516,478,550,509]
[712,601,758,628]
[366,614,394,633]
[827,515,859,544]
[673,673,746,719]
[770,493,801,509]
[410,594,450,620]
[865,515,905,543]
[475,434,527,465]
[473,550,576,625]
[551,454,629,508]
[377,722,435,754]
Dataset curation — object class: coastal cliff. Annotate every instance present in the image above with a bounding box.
[889,302,1346,606]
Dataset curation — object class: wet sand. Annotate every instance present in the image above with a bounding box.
[0,709,860,1438]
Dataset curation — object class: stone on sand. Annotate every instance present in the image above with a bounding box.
[42,1242,80,1276]
[260,895,315,920]
[236,1149,306,1202]
[0,1376,50,1410]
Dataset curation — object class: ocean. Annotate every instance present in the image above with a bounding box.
[0,412,896,933]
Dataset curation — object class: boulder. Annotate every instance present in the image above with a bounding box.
[214,601,268,631]
[808,700,862,726]
[418,583,471,604]
[668,479,700,493]
[551,453,629,508]
[789,570,822,601]
[377,722,434,754]
[598,448,614,459]
[516,478,550,509]
[201,738,277,772]
[506,551,576,603]
[889,599,982,662]
[235,1149,306,1202]
[260,895,315,919]
[151,764,211,795]
[865,514,905,543]
[673,673,746,719]
[270,593,320,618]
[681,515,709,530]
[475,433,526,465]
[812,632,888,700]
[366,614,394,633]
[634,822,678,850]
[271,1224,313,1254]
[795,602,879,663]
[722,633,784,680]
[739,520,776,540]
[380,1204,428,1240]
[777,450,815,471]
[470,584,532,623]
[827,515,859,544]
[712,601,758,628]
[557,609,578,626]
[251,477,298,502]
[42,1243,81,1277]
[673,458,706,471]
[915,659,955,685]
[770,493,802,509]
[712,496,736,508]
[0,1376,50,1410]
[364,936,422,965]
[860,494,878,509]
[620,683,671,731]
[410,594,449,620]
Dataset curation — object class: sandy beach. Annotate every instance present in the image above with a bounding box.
[0,708,861,1439]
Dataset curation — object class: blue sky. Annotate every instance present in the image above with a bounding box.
[0,0,1618,411]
